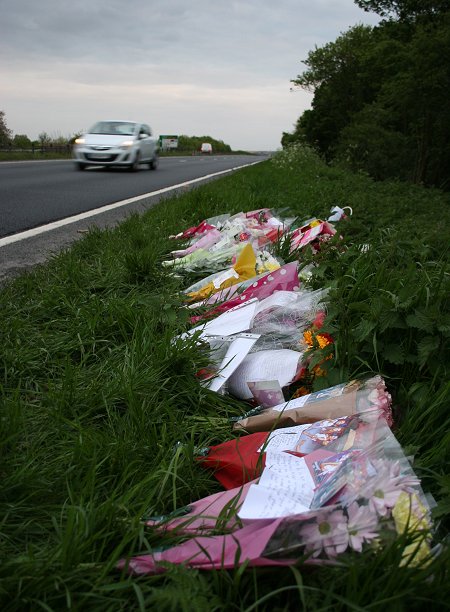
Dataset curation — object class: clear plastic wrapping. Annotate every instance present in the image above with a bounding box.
[233,375,393,432]
[119,417,433,574]
[248,288,328,351]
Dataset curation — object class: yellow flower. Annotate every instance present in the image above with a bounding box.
[392,491,432,567]
[316,334,331,349]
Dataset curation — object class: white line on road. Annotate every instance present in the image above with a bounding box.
[0,159,264,248]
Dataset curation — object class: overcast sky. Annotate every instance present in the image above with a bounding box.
[0,0,379,150]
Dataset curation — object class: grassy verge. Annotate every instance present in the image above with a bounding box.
[0,151,73,161]
[1,146,449,610]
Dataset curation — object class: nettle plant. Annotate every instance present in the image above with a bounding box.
[306,231,449,396]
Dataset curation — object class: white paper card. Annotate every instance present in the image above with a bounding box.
[272,394,310,412]
[227,348,302,400]
[189,298,258,339]
[238,452,315,519]
[272,383,347,412]
[238,484,311,519]
[205,334,260,392]
[212,268,239,289]
[258,424,311,452]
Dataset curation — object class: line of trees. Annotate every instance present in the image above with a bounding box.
[283,0,450,189]
[0,111,81,150]
[177,135,232,153]
[0,114,233,154]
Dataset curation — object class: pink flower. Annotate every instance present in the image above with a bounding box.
[345,502,379,552]
[367,381,393,427]
[366,460,420,517]
[300,509,348,558]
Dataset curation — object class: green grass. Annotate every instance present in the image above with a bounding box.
[1,145,449,610]
[0,151,73,162]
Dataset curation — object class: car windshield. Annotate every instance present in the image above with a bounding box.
[88,121,137,136]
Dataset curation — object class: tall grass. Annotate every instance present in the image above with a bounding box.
[1,144,449,610]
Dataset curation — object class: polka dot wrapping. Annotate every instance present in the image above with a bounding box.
[190,262,300,325]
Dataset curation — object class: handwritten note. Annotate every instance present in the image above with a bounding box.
[238,452,315,519]
[257,424,311,452]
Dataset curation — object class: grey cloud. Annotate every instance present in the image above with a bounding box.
[0,0,379,148]
[0,0,378,73]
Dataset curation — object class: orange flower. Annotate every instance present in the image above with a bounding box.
[316,334,331,349]
[303,330,314,347]
[312,364,327,377]
[292,385,310,398]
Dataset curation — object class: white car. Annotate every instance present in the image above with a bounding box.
[73,120,159,171]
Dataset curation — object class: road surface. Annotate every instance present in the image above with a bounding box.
[0,154,267,282]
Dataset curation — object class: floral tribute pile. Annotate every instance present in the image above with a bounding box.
[119,206,435,574]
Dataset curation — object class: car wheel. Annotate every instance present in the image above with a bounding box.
[129,152,140,172]
[76,162,86,171]
[149,154,159,170]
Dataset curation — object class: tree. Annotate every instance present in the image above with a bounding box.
[0,110,12,147]
[38,132,51,146]
[12,134,32,149]
[287,9,450,188]
[354,0,450,20]
[290,25,378,159]
[177,135,232,153]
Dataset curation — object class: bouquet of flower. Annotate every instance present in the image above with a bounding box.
[118,421,433,575]
[189,261,301,325]
[233,375,393,433]
[198,412,382,489]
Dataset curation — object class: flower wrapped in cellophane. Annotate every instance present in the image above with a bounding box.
[233,375,393,433]
[198,411,382,489]
[164,209,291,273]
[118,418,434,575]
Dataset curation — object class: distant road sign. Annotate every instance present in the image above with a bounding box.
[159,135,178,150]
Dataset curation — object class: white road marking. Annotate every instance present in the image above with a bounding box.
[0,159,264,247]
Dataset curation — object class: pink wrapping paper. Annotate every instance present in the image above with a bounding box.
[146,483,254,534]
[171,220,216,240]
[245,208,273,221]
[190,261,300,325]
[290,221,336,251]
[171,229,222,259]
[118,520,291,574]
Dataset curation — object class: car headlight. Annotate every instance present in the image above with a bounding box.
[120,140,134,149]
[74,137,85,145]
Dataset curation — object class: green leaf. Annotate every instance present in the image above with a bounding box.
[369,296,385,318]
[353,318,377,341]
[417,335,440,369]
[437,323,450,336]
[307,350,327,369]
[348,301,371,314]
[378,309,405,332]
[381,343,405,365]
[406,310,434,333]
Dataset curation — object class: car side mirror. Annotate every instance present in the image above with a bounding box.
[139,133,147,139]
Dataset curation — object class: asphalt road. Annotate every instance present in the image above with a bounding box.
[0,154,265,238]
[0,154,267,283]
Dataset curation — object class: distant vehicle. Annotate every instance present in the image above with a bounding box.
[73,120,159,171]
[200,142,213,154]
